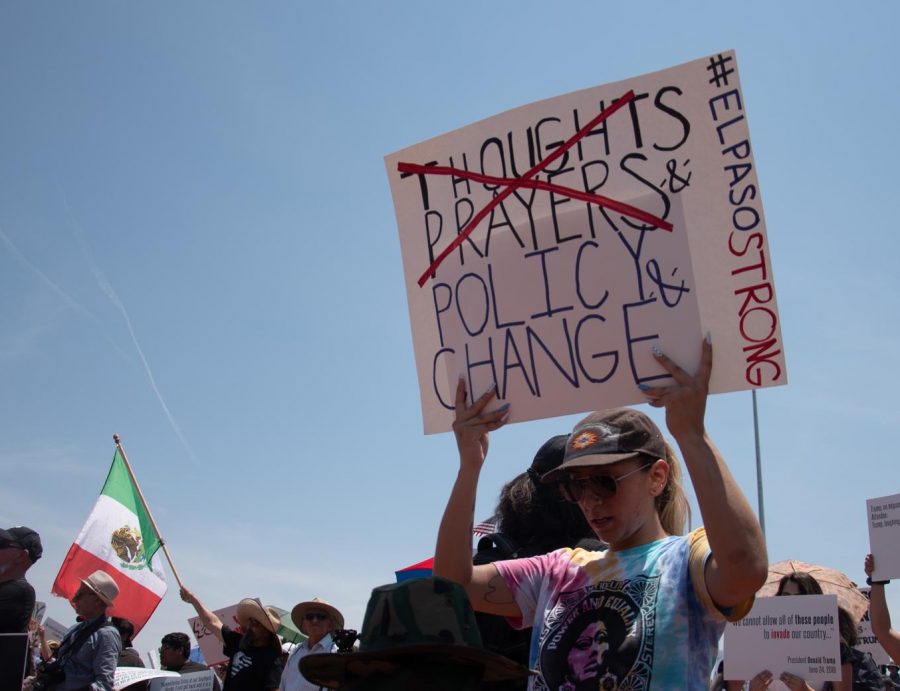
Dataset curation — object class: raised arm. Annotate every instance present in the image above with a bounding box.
[433,378,521,617]
[644,337,768,608]
[864,553,900,660]
[180,586,224,644]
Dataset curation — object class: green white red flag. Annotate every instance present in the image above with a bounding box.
[52,448,167,635]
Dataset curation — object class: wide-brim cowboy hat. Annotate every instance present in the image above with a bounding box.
[292,598,345,630]
[236,598,281,636]
[299,578,530,688]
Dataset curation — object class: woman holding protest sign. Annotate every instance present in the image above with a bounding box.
[434,337,768,689]
[864,554,900,664]
[739,572,880,691]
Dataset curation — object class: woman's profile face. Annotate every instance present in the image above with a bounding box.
[567,620,609,682]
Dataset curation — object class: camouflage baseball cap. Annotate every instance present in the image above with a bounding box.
[299,577,531,689]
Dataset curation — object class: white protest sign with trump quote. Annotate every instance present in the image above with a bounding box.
[149,670,216,691]
[867,493,900,581]
[724,595,841,684]
[386,50,786,433]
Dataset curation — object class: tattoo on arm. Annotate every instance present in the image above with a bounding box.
[484,573,514,604]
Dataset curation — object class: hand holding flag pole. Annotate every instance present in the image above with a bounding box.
[112,433,185,590]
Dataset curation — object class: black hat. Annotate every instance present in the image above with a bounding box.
[0,526,42,562]
[527,434,569,479]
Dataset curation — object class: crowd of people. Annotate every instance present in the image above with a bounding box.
[3,340,900,689]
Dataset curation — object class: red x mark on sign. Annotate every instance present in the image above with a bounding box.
[397,90,673,288]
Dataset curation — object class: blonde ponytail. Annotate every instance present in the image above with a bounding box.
[657,442,691,535]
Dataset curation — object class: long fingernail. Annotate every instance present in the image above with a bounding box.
[485,381,497,393]
[651,346,664,357]
[500,412,511,424]
[496,402,510,412]
[638,384,652,391]
[705,331,712,344]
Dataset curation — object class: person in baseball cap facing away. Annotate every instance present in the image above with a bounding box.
[0,526,42,635]
[181,585,284,690]
[279,598,344,691]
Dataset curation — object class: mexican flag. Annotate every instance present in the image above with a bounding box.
[52,448,167,635]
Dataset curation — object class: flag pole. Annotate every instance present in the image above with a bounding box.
[113,433,185,590]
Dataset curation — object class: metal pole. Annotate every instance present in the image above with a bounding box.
[113,433,185,589]
[752,390,766,538]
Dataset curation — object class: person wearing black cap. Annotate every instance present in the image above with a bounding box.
[472,435,602,689]
[0,525,42,634]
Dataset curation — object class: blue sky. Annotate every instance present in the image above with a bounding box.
[1,1,898,661]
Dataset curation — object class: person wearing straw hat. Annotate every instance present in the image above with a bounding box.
[299,577,530,690]
[279,598,344,691]
[32,569,122,691]
[181,586,284,690]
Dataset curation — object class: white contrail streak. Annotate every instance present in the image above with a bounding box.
[0,227,98,321]
[2,219,197,463]
[0,227,131,361]
[65,212,198,464]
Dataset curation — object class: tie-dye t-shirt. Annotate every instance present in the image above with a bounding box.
[494,527,750,691]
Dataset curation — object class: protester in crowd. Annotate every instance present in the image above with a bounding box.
[473,434,603,689]
[865,554,900,664]
[180,586,284,690]
[32,622,59,663]
[27,570,122,691]
[111,617,148,691]
[434,339,768,688]
[299,577,529,690]
[484,434,600,557]
[0,526,42,635]
[160,632,221,691]
[279,597,344,691]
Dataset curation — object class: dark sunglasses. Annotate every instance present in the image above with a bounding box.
[559,462,653,503]
[304,612,330,622]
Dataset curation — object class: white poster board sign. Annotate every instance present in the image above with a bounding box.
[33,600,46,623]
[386,50,786,433]
[867,493,900,581]
[724,595,841,684]
[187,603,240,667]
[149,670,216,691]
[114,667,179,690]
[857,587,891,666]
[42,616,71,643]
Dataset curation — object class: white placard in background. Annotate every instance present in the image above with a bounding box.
[724,595,841,683]
[187,604,239,667]
[867,493,900,581]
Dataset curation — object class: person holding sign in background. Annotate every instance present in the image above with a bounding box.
[739,573,879,691]
[180,586,284,691]
[864,554,900,662]
[434,338,769,689]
